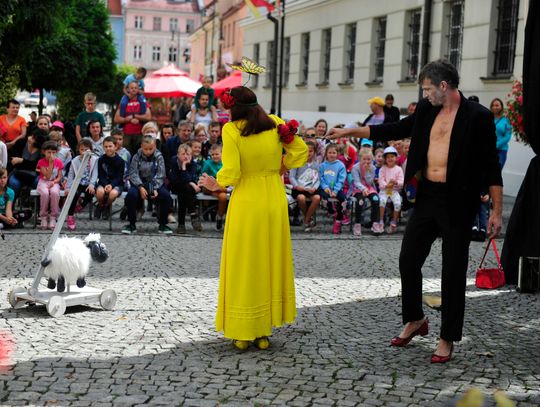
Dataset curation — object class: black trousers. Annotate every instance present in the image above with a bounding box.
[399,179,472,341]
[68,185,94,216]
[172,183,197,225]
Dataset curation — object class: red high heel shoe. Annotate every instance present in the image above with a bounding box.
[390,318,429,347]
[431,343,453,363]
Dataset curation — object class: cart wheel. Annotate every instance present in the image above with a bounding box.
[100,290,117,311]
[8,287,27,308]
[47,296,66,317]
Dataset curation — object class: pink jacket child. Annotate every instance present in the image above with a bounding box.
[378,164,404,193]
[36,141,64,230]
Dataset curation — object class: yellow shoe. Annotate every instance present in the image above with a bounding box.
[254,337,270,350]
[232,340,249,350]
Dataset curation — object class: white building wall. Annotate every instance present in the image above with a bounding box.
[241,0,532,196]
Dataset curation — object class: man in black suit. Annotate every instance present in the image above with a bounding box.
[329,60,503,363]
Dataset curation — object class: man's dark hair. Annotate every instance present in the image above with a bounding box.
[6,99,20,108]
[385,94,394,101]
[468,95,479,103]
[418,59,460,89]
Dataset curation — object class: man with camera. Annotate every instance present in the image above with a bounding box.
[122,135,172,234]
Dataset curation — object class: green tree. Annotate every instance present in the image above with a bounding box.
[0,0,63,109]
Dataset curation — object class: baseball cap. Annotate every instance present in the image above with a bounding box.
[383,146,398,156]
[367,96,385,107]
[51,121,64,130]
[360,138,373,147]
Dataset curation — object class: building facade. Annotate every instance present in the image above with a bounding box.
[189,0,247,81]
[107,0,125,65]
[124,0,201,73]
[242,0,531,195]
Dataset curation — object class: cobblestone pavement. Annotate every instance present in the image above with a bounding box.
[0,196,538,407]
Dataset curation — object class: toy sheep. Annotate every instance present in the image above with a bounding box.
[41,233,108,292]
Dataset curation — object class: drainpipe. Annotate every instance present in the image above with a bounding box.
[419,0,433,100]
[267,13,279,114]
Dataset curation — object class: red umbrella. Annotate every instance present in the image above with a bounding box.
[151,64,189,77]
[144,65,201,98]
[212,71,242,97]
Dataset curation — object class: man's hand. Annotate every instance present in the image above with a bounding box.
[487,211,503,239]
[327,127,348,140]
[481,194,490,203]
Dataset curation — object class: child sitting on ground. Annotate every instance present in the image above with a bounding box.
[94,136,126,221]
[201,143,227,230]
[319,144,347,235]
[168,143,203,234]
[289,141,321,232]
[65,139,98,231]
[375,146,403,234]
[351,148,380,236]
[36,141,64,230]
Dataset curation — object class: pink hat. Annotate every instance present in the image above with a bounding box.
[51,121,64,130]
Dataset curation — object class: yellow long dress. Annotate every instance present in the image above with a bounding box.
[215,115,308,340]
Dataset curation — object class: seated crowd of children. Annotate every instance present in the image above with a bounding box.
[287,120,412,236]
[0,114,230,235]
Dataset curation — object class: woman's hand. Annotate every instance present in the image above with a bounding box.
[10,157,23,166]
[198,173,220,192]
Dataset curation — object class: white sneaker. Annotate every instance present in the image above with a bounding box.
[353,223,362,236]
[40,217,48,230]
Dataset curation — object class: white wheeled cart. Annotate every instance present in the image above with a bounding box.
[7,152,118,317]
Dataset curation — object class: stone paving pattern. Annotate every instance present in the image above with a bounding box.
[0,196,538,406]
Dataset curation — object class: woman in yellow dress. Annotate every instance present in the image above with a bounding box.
[199,86,308,350]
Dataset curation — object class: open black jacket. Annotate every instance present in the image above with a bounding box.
[370,93,503,222]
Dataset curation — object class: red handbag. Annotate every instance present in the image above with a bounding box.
[476,239,506,289]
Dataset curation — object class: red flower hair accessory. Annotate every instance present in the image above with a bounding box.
[278,119,299,144]
[220,88,236,110]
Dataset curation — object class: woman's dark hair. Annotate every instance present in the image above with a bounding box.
[314,119,328,130]
[31,128,48,149]
[490,97,505,111]
[86,119,103,137]
[41,140,59,152]
[418,59,460,89]
[229,86,275,137]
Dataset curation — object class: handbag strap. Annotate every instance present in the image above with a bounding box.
[479,238,502,269]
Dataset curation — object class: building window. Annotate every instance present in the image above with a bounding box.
[169,46,177,62]
[153,17,162,31]
[320,28,331,84]
[266,40,275,87]
[299,32,310,85]
[373,17,387,82]
[405,9,422,80]
[152,46,161,62]
[446,1,464,71]
[492,0,520,76]
[186,19,195,33]
[253,43,260,88]
[133,45,142,60]
[343,23,356,83]
[169,18,178,32]
[134,16,143,30]
[283,37,291,86]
